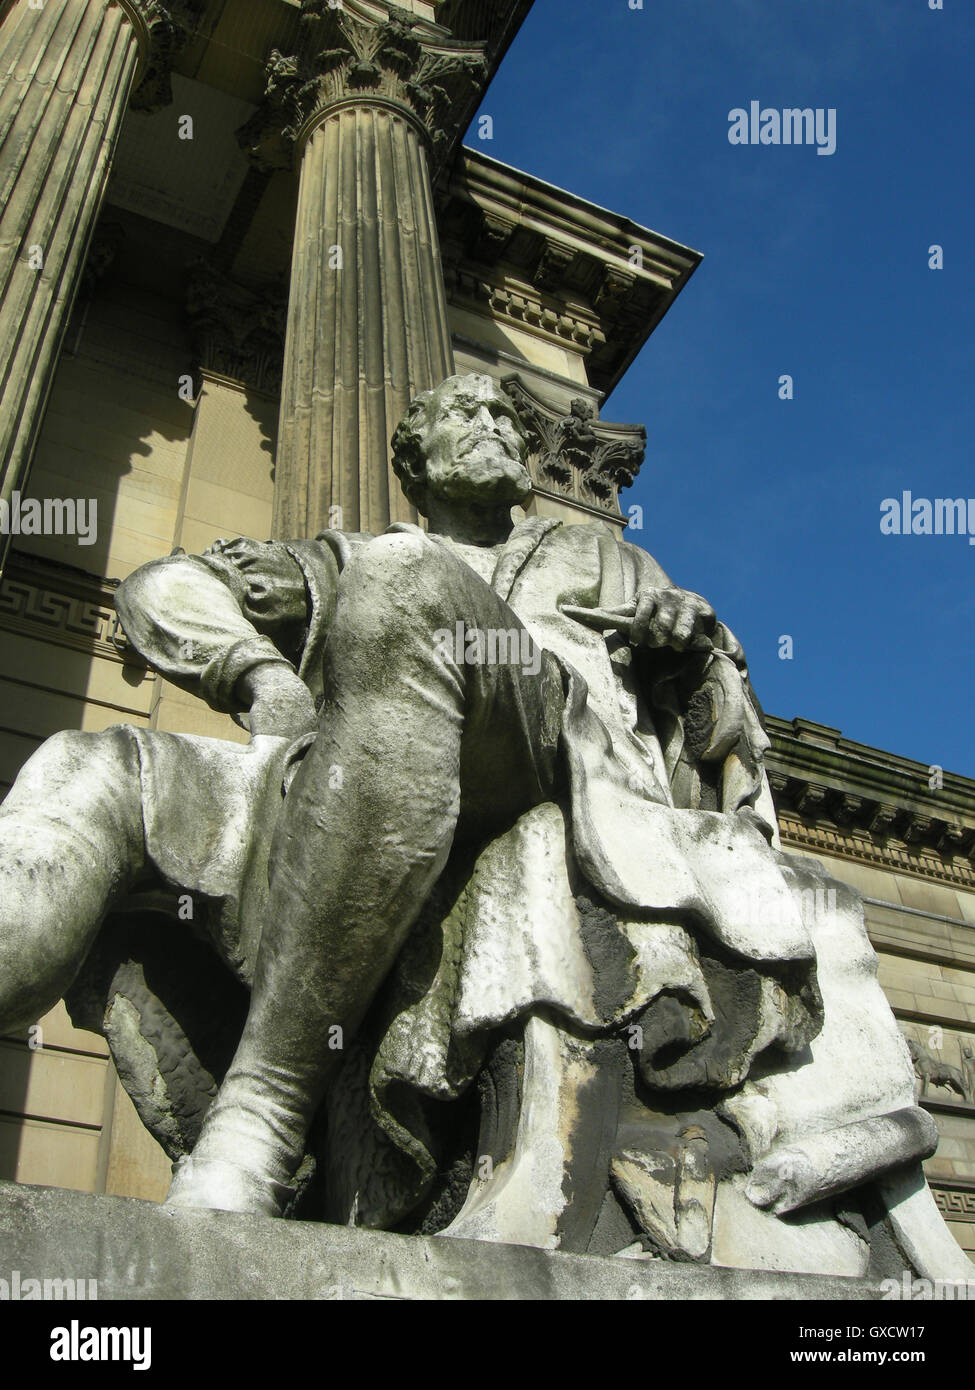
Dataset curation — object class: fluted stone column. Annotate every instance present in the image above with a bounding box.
[277,100,454,534]
[244,2,487,536]
[0,0,161,573]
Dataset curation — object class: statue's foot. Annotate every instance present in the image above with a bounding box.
[164,1155,294,1217]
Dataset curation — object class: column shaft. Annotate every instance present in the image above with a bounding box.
[273,102,455,537]
[0,0,145,570]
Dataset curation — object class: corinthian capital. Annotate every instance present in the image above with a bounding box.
[238,1,488,172]
[118,0,205,113]
[500,376,647,519]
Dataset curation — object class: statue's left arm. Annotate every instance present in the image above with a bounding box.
[115,538,327,741]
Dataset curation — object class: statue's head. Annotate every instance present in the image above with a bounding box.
[907,1039,921,1060]
[391,374,531,515]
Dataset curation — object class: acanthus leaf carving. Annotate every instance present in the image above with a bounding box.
[239,4,488,173]
[501,377,646,518]
[869,803,902,838]
[595,266,637,318]
[185,259,288,397]
[533,241,575,294]
[127,0,206,114]
[939,824,974,856]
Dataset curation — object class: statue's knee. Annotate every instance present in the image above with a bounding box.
[34,728,89,761]
[0,930,65,1035]
[2,728,91,798]
[25,725,124,767]
[2,724,141,820]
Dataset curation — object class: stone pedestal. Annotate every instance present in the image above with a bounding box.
[0,1181,885,1300]
[0,0,157,574]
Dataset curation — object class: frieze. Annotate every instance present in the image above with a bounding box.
[771,775,975,865]
[777,813,975,893]
[932,1188,975,1224]
[0,560,142,667]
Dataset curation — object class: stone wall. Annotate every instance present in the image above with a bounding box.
[771,721,975,1259]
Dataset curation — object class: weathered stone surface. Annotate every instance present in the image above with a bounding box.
[0,0,164,576]
[272,99,455,535]
[0,1181,883,1301]
[0,373,969,1281]
[241,1,501,538]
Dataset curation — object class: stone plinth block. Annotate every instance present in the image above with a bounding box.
[0,1181,885,1301]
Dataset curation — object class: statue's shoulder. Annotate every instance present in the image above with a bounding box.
[550,523,672,590]
[291,528,379,572]
[535,518,630,560]
[307,529,378,545]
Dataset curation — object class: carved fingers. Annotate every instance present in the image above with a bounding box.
[632,588,716,651]
[563,587,716,653]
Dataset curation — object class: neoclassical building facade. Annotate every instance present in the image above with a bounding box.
[0,0,972,1259]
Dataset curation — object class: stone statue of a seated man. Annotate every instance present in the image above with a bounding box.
[0,374,968,1278]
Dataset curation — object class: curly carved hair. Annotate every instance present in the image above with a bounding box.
[390,375,528,514]
[390,387,439,512]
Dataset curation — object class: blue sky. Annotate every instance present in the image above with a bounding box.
[470,0,975,778]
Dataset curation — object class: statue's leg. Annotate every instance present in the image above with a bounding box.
[0,726,146,1034]
[171,531,562,1213]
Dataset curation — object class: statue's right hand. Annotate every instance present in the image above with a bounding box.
[238,663,318,741]
[564,587,716,653]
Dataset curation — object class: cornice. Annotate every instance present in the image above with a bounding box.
[445,264,604,353]
[768,716,975,814]
[768,715,975,886]
[776,815,975,892]
[433,0,534,49]
[438,149,701,396]
[768,715,975,836]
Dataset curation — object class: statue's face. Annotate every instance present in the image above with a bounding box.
[417,376,532,507]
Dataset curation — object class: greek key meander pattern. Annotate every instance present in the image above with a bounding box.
[0,575,129,664]
[778,814,975,893]
[933,1188,975,1223]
